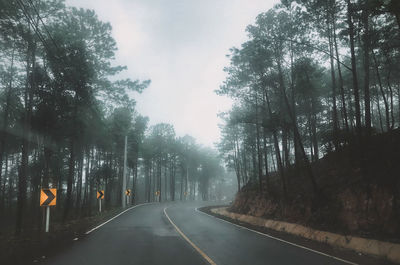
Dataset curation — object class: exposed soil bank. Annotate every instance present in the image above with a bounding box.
[211,206,400,264]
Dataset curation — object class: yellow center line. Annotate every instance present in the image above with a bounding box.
[163,207,217,265]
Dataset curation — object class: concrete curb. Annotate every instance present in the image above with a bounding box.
[211,207,400,264]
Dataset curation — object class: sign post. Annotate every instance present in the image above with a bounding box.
[40,188,57,233]
[45,206,50,232]
[97,190,104,212]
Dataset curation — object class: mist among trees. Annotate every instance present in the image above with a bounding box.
[0,0,226,237]
[217,0,400,230]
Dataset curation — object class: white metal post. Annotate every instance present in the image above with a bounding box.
[99,199,102,213]
[45,206,50,233]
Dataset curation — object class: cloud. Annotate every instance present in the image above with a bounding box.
[65,0,279,146]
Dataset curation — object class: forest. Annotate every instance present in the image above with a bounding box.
[0,0,224,237]
[1,0,400,249]
[217,0,400,238]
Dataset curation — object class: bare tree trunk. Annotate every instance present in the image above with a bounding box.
[64,139,75,220]
[282,127,290,168]
[276,58,318,195]
[133,154,138,204]
[376,90,384,133]
[254,93,263,192]
[1,153,8,210]
[164,157,168,201]
[373,52,390,131]
[327,14,339,149]
[242,148,248,184]
[262,130,270,191]
[76,151,83,210]
[362,2,371,136]
[158,157,162,202]
[346,0,362,137]
[264,88,287,200]
[233,138,241,191]
[83,149,90,210]
[0,44,15,203]
[385,64,395,129]
[16,39,35,235]
[332,2,350,134]
[170,155,175,201]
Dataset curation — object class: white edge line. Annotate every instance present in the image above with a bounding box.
[85,202,154,234]
[195,207,358,265]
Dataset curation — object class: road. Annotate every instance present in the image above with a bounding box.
[40,202,357,265]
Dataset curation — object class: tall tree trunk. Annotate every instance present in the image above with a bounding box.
[282,127,290,168]
[158,157,162,202]
[133,154,138,204]
[327,14,339,149]
[1,153,8,210]
[289,38,300,166]
[233,138,241,191]
[254,92,263,192]
[398,86,400,127]
[76,151,83,210]
[264,88,287,201]
[262,130,270,191]
[180,163,184,201]
[311,109,319,161]
[331,0,350,132]
[83,148,90,210]
[376,89,384,133]
[346,0,362,137]
[170,155,175,201]
[373,52,390,131]
[64,139,75,220]
[242,147,248,184]
[0,44,15,205]
[164,156,168,201]
[275,58,318,195]
[16,38,35,235]
[64,92,78,220]
[362,2,372,136]
[148,160,152,202]
[385,63,395,129]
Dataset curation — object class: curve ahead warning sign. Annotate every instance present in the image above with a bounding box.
[40,188,57,206]
[97,190,104,199]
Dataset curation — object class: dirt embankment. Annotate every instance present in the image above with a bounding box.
[230,129,400,243]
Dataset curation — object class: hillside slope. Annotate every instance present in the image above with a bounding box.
[230,129,400,242]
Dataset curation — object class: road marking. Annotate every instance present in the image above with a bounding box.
[195,208,358,265]
[164,207,217,265]
[85,202,154,234]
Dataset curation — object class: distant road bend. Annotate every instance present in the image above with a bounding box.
[41,202,358,265]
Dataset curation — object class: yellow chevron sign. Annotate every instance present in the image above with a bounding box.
[97,190,104,199]
[40,188,57,206]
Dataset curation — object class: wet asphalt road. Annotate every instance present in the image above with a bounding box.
[40,201,353,265]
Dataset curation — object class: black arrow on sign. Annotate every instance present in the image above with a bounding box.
[98,190,104,199]
[43,189,55,205]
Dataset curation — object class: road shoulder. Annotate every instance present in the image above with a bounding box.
[198,205,398,265]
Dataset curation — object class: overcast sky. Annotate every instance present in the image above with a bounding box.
[65,0,279,147]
